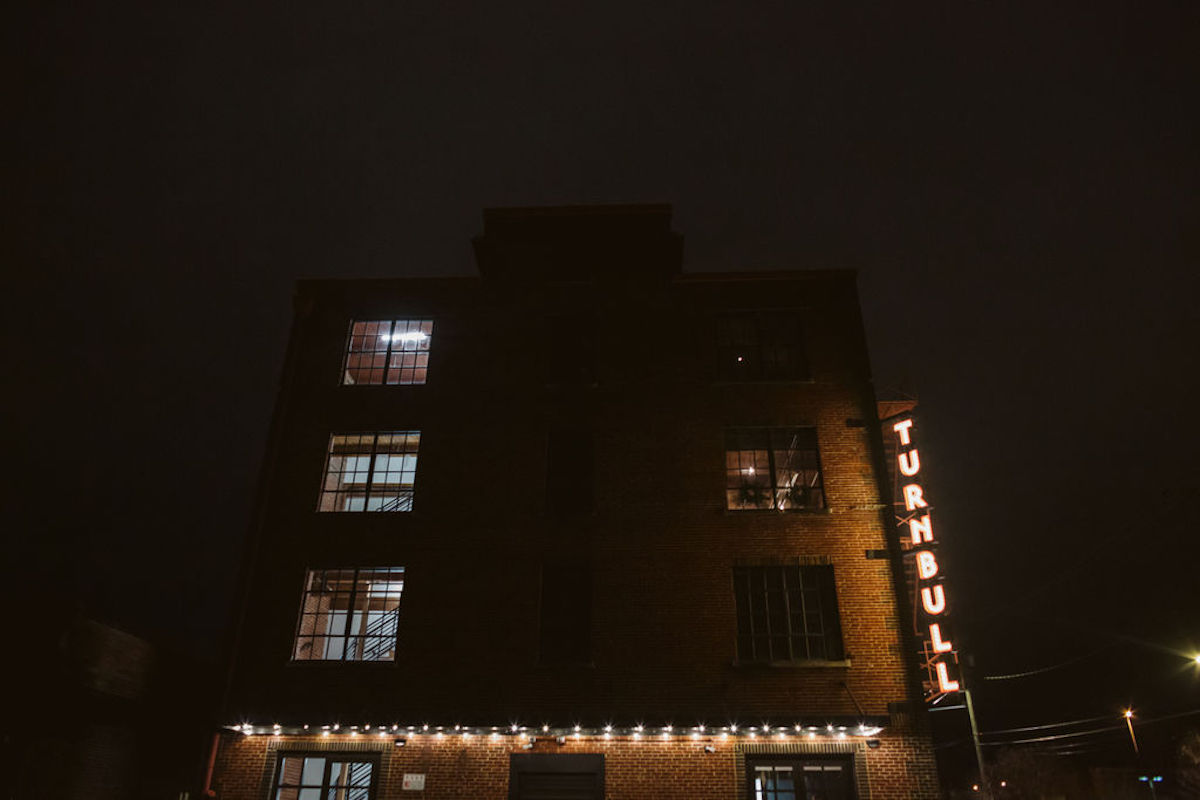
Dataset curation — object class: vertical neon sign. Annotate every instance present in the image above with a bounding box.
[890,415,961,702]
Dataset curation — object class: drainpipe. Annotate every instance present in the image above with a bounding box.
[203,732,220,797]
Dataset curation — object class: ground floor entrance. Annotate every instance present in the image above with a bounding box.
[508,754,604,800]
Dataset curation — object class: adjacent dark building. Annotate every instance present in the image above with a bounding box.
[210,205,940,799]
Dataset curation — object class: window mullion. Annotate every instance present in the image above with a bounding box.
[781,568,794,661]
[742,570,755,660]
[342,570,360,661]
[385,320,396,383]
[366,433,379,508]
[766,432,778,510]
[759,568,774,661]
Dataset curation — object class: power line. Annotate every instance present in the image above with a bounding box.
[980,725,1124,746]
[978,708,1200,747]
[982,644,1116,682]
[980,715,1115,736]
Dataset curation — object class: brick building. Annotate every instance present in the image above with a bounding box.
[210,205,941,799]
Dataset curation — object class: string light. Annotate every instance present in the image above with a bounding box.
[223,719,887,741]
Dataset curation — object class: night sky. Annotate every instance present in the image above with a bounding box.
[11,0,1198,770]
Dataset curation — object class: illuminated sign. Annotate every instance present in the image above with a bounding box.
[889,415,961,703]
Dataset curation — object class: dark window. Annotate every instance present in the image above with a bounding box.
[544,315,596,384]
[546,428,595,515]
[539,561,592,664]
[272,754,378,800]
[725,428,825,511]
[733,564,844,662]
[342,319,433,385]
[319,432,420,512]
[509,754,604,800]
[716,311,809,381]
[748,759,855,800]
[293,568,405,662]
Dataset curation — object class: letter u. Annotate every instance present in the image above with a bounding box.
[921,584,946,615]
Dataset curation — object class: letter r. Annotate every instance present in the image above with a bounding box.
[904,484,928,510]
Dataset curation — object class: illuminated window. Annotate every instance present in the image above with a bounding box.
[272,754,377,800]
[748,759,853,800]
[342,319,432,385]
[725,428,824,511]
[733,564,843,662]
[319,432,420,512]
[716,311,809,381]
[292,568,405,662]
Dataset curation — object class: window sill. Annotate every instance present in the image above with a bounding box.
[731,659,852,670]
[723,507,831,516]
[287,659,399,667]
[711,378,816,386]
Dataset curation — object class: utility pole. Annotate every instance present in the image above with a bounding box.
[964,688,991,798]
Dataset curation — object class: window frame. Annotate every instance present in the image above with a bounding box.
[341,318,433,386]
[745,756,857,800]
[724,427,826,513]
[269,752,381,800]
[318,431,421,513]
[715,310,811,383]
[291,567,406,663]
[732,563,845,665]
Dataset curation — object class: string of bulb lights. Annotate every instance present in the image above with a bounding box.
[228,721,886,742]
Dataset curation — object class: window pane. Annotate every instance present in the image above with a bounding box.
[278,757,305,787]
[301,758,326,787]
[717,312,808,381]
[319,432,420,513]
[733,565,842,663]
[726,428,824,511]
[343,319,432,385]
[293,568,404,661]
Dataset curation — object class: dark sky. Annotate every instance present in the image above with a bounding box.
[11,0,1198,763]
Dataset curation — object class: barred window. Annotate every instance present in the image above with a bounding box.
[319,432,420,512]
[293,568,405,662]
[273,754,377,800]
[733,564,843,662]
[342,319,433,385]
[725,428,824,511]
[716,311,809,382]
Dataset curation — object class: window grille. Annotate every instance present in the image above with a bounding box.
[292,568,405,662]
[319,432,420,512]
[342,319,433,385]
[716,311,809,381]
[725,428,824,511]
[733,564,843,662]
[749,760,852,800]
[273,754,377,800]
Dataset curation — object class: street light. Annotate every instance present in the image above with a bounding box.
[1139,774,1163,799]
[1124,709,1139,755]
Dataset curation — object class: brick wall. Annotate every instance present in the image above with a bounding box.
[212,727,939,799]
